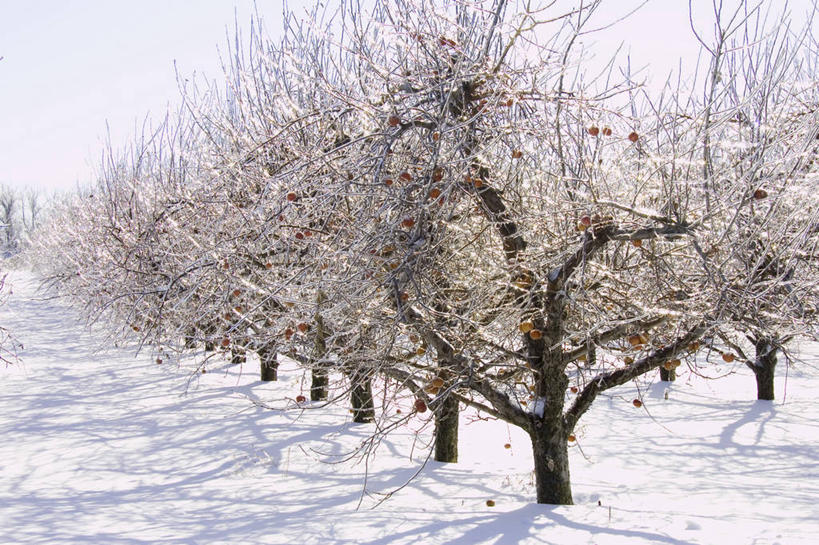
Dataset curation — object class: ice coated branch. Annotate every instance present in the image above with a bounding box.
[564,323,710,433]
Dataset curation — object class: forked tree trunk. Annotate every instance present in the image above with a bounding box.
[752,338,777,401]
[258,345,278,381]
[434,394,459,463]
[530,417,573,505]
[349,369,375,423]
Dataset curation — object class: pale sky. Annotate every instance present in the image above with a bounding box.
[0,0,815,193]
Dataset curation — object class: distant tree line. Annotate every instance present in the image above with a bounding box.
[0,186,46,257]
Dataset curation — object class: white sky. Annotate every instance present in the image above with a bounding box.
[0,0,815,193]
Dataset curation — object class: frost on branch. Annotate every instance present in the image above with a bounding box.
[26,0,819,505]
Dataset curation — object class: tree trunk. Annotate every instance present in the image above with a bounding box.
[529,418,573,504]
[311,290,330,401]
[311,368,329,401]
[258,345,278,382]
[203,322,217,352]
[434,394,459,463]
[753,338,777,401]
[349,370,375,423]
[184,329,197,349]
[231,347,246,365]
[659,366,676,382]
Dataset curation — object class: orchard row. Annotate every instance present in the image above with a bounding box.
[28,0,819,505]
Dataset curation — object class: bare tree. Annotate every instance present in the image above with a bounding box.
[20,189,44,242]
[686,0,819,399]
[245,0,727,505]
[0,186,20,256]
[0,272,21,365]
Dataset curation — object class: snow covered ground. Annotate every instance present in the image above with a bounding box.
[1,269,818,545]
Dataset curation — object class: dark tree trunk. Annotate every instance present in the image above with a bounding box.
[258,345,278,382]
[752,338,777,401]
[434,394,459,463]
[311,368,329,401]
[312,291,330,401]
[202,322,217,352]
[349,370,375,423]
[530,417,573,504]
[529,356,573,505]
[231,347,246,365]
[660,366,676,382]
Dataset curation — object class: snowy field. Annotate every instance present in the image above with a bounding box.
[1,269,818,545]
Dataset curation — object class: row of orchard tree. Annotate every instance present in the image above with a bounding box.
[29,0,819,504]
[1,186,48,363]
